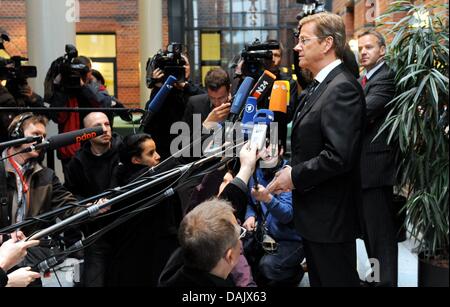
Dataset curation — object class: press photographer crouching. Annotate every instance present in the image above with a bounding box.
[144,43,204,160]
[243,147,305,287]
[0,56,43,142]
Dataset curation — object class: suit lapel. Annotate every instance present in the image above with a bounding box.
[363,63,387,95]
[293,64,346,130]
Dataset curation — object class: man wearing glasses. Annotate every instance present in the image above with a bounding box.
[267,12,366,287]
[160,198,245,287]
[183,68,232,134]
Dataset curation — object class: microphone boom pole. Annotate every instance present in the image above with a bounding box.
[27,163,192,241]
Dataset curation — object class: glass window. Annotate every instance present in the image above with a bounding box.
[185,0,280,84]
[76,33,117,97]
[76,34,116,58]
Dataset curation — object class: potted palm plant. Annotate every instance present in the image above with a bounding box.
[377,0,449,287]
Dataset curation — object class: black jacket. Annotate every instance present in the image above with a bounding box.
[0,161,80,236]
[107,163,179,287]
[144,83,204,160]
[0,85,16,142]
[159,248,235,287]
[290,64,366,243]
[0,267,7,287]
[64,134,123,199]
[183,94,213,131]
[360,64,397,189]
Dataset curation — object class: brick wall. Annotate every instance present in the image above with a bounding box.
[334,0,449,39]
[162,0,169,48]
[0,0,27,56]
[0,0,142,108]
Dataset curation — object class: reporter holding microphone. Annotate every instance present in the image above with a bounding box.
[0,113,109,286]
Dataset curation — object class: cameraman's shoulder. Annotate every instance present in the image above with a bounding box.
[185,82,205,96]
[0,85,16,106]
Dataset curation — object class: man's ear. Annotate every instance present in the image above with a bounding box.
[323,36,334,55]
[224,248,234,265]
[380,45,387,58]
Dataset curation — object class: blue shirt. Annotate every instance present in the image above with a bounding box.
[246,161,302,242]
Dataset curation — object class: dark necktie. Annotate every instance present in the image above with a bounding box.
[297,80,320,117]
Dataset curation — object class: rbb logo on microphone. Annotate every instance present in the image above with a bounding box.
[76,132,98,143]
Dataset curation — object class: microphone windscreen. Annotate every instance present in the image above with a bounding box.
[250,70,277,103]
[47,127,105,150]
[242,97,258,125]
[230,77,255,116]
[148,75,177,113]
[269,80,290,114]
[253,109,275,126]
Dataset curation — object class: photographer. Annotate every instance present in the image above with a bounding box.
[144,44,204,160]
[45,51,111,169]
[243,148,304,287]
[0,57,43,142]
[264,40,298,111]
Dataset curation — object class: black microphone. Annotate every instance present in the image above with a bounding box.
[34,241,84,273]
[250,70,277,106]
[0,136,43,151]
[19,127,104,154]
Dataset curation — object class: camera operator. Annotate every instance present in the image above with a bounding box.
[264,40,298,111]
[45,48,111,170]
[144,44,204,160]
[89,69,132,126]
[0,57,43,142]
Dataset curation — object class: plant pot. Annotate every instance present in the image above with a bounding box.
[418,253,449,287]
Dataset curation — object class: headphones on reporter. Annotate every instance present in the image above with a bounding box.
[8,113,34,140]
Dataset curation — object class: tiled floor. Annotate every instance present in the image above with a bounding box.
[299,238,419,287]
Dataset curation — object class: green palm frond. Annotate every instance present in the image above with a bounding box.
[376,1,449,260]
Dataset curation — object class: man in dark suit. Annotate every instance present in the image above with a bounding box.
[183,68,231,133]
[267,12,366,287]
[358,30,398,287]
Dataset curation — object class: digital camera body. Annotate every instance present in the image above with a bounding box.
[146,42,186,88]
[241,39,280,80]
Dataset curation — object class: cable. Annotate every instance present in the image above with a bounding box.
[32,155,234,270]
[52,268,63,288]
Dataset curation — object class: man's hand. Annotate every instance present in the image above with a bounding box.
[267,166,294,195]
[235,143,259,185]
[152,68,165,88]
[0,238,40,271]
[252,184,273,203]
[6,267,41,288]
[203,103,231,129]
[243,216,257,232]
[239,142,258,174]
[92,198,111,215]
[18,85,33,98]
